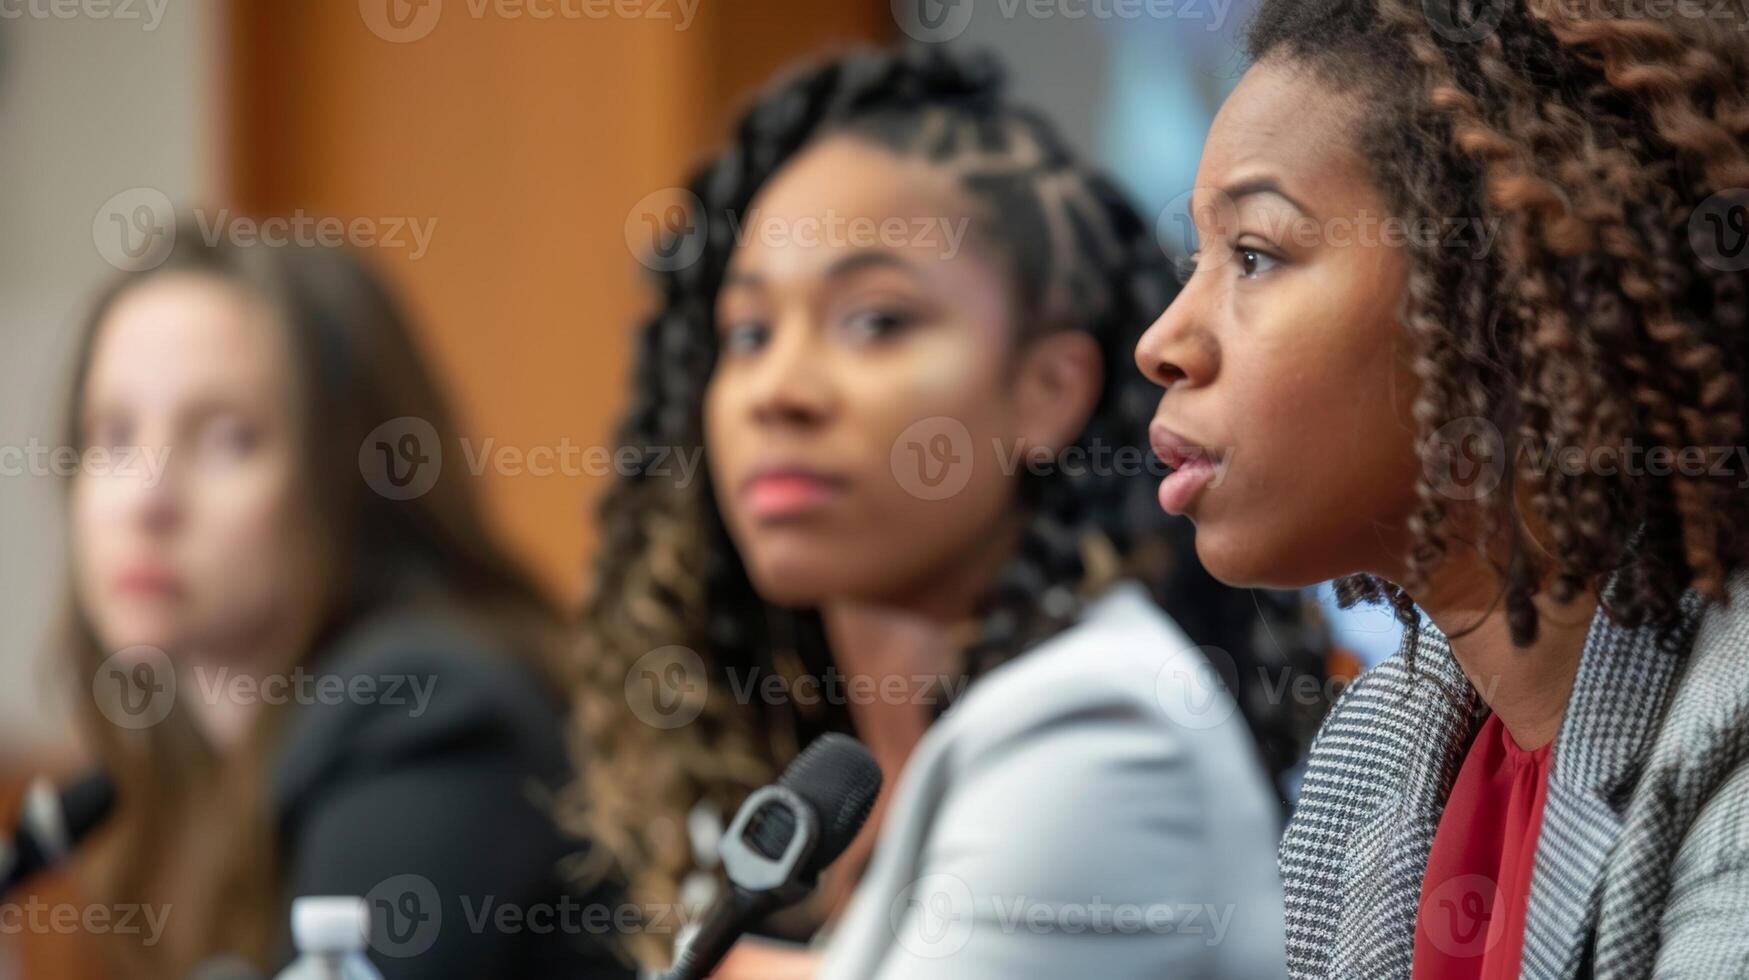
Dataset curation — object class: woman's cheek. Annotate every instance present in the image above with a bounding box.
[187,461,305,636]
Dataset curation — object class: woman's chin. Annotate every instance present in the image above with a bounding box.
[743,557,839,609]
[1193,527,1316,591]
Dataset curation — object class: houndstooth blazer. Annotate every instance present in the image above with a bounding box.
[1280,567,1749,979]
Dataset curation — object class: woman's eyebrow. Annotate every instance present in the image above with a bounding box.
[720,269,763,290]
[823,250,920,283]
[1223,176,1313,217]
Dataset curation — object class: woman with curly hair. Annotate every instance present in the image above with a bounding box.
[1136,0,1749,977]
[565,46,1327,979]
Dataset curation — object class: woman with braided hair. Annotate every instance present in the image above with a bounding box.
[1136,0,1749,977]
[564,45,1322,979]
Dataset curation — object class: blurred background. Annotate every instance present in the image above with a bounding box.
[0,1,1405,971]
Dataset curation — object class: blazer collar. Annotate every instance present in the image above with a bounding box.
[1358,567,1709,978]
[1518,581,1709,975]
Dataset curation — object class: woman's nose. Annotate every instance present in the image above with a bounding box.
[1134,283,1217,392]
[748,324,836,427]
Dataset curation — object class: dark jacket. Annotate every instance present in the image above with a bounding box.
[270,606,633,979]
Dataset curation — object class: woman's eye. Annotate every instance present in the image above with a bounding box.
[201,417,261,459]
[842,308,913,342]
[87,416,132,450]
[719,321,770,355]
[1236,246,1281,279]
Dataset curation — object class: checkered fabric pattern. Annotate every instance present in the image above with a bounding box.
[1281,569,1749,979]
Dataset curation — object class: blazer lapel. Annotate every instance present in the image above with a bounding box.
[1519,593,1701,977]
[1333,622,1486,979]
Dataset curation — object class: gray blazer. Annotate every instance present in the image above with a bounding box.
[818,579,1289,979]
[1280,567,1749,979]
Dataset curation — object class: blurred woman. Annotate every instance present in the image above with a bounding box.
[63,229,631,979]
[1137,1,1749,976]
[566,47,1328,979]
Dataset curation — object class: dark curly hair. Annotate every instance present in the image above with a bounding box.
[1246,0,1749,651]
[562,44,1329,967]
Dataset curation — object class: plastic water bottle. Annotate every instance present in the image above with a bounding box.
[274,896,384,980]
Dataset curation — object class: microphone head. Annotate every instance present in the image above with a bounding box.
[775,733,882,877]
[60,771,117,840]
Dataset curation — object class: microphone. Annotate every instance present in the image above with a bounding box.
[661,733,882,980]
[0,770,116,895]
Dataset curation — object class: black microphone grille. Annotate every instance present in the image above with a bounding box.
[777,734,882,876]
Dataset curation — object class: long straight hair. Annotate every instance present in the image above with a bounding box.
[61,226,562,977]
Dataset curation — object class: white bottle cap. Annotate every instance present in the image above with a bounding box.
[290,896,371,953]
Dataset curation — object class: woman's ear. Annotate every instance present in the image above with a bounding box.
[1010,329,1103,463]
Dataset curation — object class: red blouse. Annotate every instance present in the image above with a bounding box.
[1411,712,1554,980]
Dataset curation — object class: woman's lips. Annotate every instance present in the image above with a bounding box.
[1149,422,1222,516]
[115,566,184,599]
[741,470,847,522]
[1157,458,1217,516]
